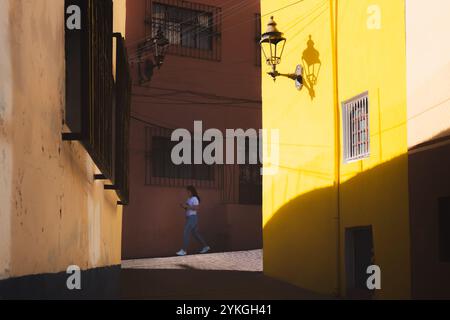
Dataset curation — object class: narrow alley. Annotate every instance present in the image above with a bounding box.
[1,0,449,304]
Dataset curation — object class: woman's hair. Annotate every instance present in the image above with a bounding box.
[186,185,200,203]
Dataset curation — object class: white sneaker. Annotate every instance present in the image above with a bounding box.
[199,246,210,254]
[176,249,187,256]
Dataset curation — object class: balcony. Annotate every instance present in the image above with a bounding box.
[64,0,131,204]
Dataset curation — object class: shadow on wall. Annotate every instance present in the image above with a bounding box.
[264,128,450,299]
[408,129,450,299]
[263,153,415,298]
[263,178,338,296]
[302,35,322,100]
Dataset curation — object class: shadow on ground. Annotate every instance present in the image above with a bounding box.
[120,268,332,300]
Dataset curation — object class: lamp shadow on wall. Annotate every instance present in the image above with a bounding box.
[301,35,322,100]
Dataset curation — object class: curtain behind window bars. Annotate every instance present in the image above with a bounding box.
[342,92,370,163]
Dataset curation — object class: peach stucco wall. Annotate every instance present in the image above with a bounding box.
[0,0,126,280]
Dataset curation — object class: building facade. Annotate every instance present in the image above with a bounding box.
[406,0,450,299]
[261,0,450,299]
[0,0,130,299]
[122,0,263,259]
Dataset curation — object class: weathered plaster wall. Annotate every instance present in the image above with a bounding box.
[0,0,13,280]
[0,0,125,280]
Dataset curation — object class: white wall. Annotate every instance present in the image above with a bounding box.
[406,0,450,147]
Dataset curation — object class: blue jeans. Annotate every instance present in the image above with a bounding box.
[183,215,207,250]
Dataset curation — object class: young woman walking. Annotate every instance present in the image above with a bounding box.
[176,186,211,256]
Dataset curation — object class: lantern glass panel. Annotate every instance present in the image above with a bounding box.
[260,38,285,66]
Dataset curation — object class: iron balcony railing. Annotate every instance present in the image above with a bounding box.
[64,0,131,205]
[87,0,114,179]
[113,34,132,205]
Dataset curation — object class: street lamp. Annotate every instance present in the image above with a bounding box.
[137,27,170,84]
[260,16,303,91]
[152,28,170,69]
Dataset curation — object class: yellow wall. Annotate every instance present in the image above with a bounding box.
[261,0,411,298]
[337,0,410,299]
[0,0,126,280]
[261,0,339,295]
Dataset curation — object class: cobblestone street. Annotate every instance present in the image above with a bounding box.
[121,250,331,300]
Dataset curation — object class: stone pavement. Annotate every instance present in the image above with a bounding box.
[122,249,264,272]
[120,250,332,300]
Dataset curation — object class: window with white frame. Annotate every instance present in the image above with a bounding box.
[342,92,370,163]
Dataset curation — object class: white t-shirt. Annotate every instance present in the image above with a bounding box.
[185,196,199,216]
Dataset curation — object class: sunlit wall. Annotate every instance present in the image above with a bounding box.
[261,0,411,298]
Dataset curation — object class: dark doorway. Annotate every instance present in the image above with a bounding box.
[345,226,374,299]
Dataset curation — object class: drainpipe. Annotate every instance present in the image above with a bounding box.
[330,0,342,297]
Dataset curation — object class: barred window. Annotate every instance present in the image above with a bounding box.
[239,164,262,205]
[149,0,221,61]
[145,127,215,187]
[239,137,262,205]
[153,3,212,50]
[151,136,214,181]
[342,92,370,163]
